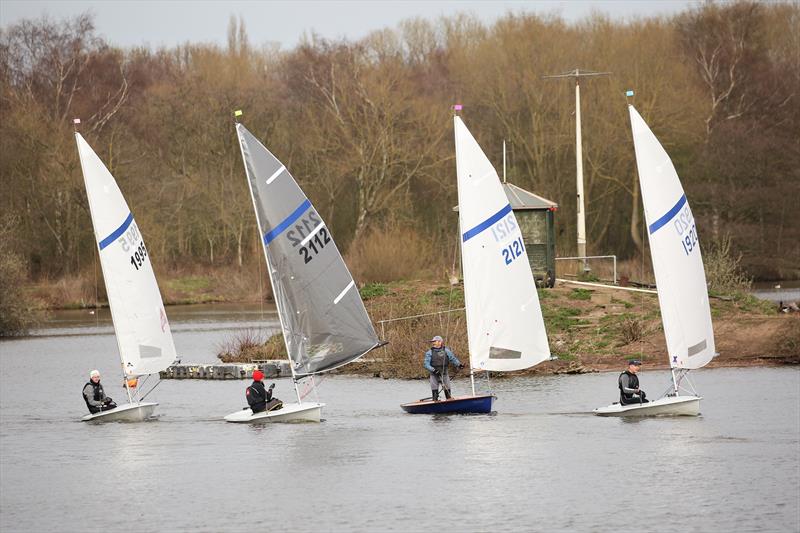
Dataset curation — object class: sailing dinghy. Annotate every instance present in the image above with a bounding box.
[75,131,178,422]
[401,115,551,415]
[224,119,383,423]
[594,103,715,417]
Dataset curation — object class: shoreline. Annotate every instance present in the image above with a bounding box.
[218,279,800,378]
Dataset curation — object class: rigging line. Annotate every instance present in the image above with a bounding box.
[444,236,459,342]
[639,186,645,363]
[140,376,163,401]
[93,241,99,328]
[300,374,325,400]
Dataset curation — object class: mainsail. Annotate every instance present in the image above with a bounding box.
[235,123,381,377]
[75,133,177,377]
[629,105,715,370]
[454,116,551,371]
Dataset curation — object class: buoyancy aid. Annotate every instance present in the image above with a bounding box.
[618,371,640,402]
[429,347,447,371]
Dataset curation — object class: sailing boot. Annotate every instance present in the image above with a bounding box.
[431,389,439,402]
[444,388,452,400]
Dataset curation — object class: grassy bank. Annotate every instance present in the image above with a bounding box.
[27,265,271,309]
[217,279,800,378]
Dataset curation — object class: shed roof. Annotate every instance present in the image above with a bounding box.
[452,182,558,211]
[502,183,558,210]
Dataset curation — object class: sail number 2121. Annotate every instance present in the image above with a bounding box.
[502,237,526,265]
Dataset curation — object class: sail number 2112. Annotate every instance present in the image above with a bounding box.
[286,210,331,264]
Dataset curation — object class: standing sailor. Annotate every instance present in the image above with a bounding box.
[618,359,648,405]
[424,335,464,401]
[82,370,117,414]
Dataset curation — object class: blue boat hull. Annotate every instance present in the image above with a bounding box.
[400,394,495,414]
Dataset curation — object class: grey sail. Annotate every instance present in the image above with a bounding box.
[236,123,381,377]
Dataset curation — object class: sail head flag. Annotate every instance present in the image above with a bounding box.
[235,124,381,377]
[75,133,177,377]
[628,105,715,369]
[454,116,550,371]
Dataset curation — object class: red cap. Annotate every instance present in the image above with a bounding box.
[253,369,264,381]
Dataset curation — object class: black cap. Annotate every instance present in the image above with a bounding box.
[628,359,642,366]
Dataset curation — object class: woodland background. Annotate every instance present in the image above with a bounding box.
[1,1,798,299]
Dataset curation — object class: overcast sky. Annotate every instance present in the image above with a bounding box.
[1,1,695,49]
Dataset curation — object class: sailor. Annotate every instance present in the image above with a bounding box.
[618,359,648,405]
[423,335,464,401]
[246,369,282,413]
[82,370,117,414]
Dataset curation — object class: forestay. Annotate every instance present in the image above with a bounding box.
[454,116,550,371]
[235,124,381,377]
[75,133,177,377]
[629,105,715,369]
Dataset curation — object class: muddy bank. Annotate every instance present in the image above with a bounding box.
[218,279,800,378]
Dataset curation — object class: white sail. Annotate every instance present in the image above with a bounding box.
[628,106,715,369]
[454,116,550,371]
[75,133,177,377]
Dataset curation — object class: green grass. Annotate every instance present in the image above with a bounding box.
[359,282,389,300]
[611,297,634,309]
[430,286,464,305]
[167,276,212,293]
[543,306,584,330]
[537,288,556,299]
[568,288,592,300]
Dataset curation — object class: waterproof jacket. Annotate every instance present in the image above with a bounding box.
[424,347,461,374]
[246,381,273,413]
[82,381,107,411]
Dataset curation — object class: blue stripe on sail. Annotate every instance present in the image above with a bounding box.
[462,204,512,242]
[648,194,687,235]
[99,212,134,250]
[263,199,312,245]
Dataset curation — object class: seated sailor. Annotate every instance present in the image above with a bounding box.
[246,369,282,413]
[618,359,648,405]
[82,370,118,414]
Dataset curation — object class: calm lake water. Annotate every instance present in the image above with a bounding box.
[752,280,800,303]
[1,306,798,532]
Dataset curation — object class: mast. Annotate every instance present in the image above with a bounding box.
[234,113,302,404]
[74,123,134,405]
[543,68,611,271]
[453,107,477,396]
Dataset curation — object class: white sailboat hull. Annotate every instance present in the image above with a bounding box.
[81,402,158,422]
[224,402,324,423]
[594,395,701,417]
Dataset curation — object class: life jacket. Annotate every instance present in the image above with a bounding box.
[82,381,104,411]
[618,371,640,400]
[429,347,448,372]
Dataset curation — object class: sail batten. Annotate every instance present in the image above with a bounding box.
[454,116,550,372]
[628,105,715,369]
[75,133,177,378]
[236,123,380,377]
